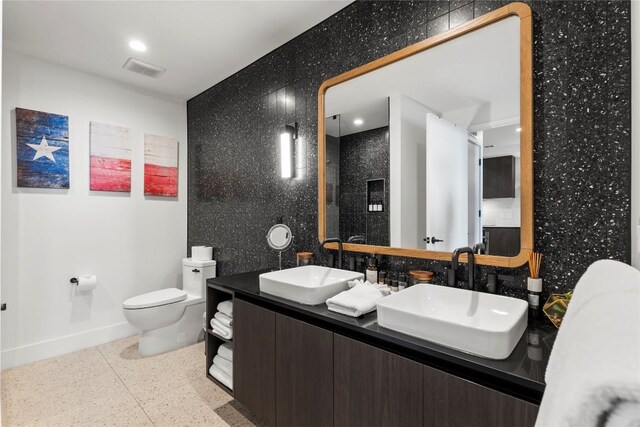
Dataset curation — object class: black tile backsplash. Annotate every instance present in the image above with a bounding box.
[187,0,631,298]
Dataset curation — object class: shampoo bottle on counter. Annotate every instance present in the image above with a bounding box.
[366,257,378,284]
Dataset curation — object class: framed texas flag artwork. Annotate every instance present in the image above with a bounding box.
[90,122,131,192]
[144,134,178,197]
[16,108,69,189]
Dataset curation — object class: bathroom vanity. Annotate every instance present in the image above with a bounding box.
[205,271,554,427]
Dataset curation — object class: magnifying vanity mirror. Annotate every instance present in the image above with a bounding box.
[318,3,533,267]
[267,223,293,270]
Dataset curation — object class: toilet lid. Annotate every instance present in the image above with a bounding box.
[123,288,187,309]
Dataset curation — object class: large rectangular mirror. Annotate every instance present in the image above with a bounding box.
[318,3,533,267]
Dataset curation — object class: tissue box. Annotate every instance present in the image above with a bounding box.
[543,291,573,328]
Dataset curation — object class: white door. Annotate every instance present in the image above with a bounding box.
[426,114,469,252]
[468,139,483,247]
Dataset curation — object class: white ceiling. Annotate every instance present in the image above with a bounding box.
[482,123,521,158]
[3,0,351,101]
[325,16,520,130]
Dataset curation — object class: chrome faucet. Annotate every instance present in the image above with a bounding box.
[451,247,475,291]
[319,238,343,269]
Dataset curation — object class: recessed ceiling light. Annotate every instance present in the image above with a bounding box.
[129,40,147,52]
[516,127,522,132]
[354,118,364,125]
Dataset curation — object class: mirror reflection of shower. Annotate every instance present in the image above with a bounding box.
[325,114,341,240]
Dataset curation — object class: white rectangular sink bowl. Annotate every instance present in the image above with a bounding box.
[259,266,364,305]
[377,284,528,359]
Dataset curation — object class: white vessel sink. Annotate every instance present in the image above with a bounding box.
[377,284,528,359]
[259,266,364,305]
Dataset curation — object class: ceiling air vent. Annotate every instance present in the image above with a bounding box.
[123,57,166,78]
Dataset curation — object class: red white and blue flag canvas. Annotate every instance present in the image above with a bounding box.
[90,122,131,192]
[144,134,178,197]
[16,108,69,189]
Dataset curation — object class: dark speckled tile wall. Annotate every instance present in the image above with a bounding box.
[339,126,390,246]
[187,0,631,299]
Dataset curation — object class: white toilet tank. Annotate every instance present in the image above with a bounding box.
[182,258,216,297]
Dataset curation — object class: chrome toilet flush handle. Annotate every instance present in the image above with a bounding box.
[192,268,200,273]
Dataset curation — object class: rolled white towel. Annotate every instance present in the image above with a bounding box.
[217,300,233,318]
[214,311,233,328]
[209,364,232,390]
[217,343,233,362]
[213,354,233,377]
[210,318,233,339]
[536,260,640,427]
[326,282,385,317]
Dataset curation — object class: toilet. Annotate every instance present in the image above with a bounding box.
[123,258,216,356]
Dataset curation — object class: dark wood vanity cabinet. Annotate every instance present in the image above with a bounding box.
[334,335,423,427]
[233,299,539,427]
[483,155,516,199]
[275,314,333,427]
[423,365,538,427]
[234,299,276,426]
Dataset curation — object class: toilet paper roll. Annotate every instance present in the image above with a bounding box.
[192,246,213,261]
[76,275,97,291]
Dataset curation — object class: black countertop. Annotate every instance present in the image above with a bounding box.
[208,269,556,404]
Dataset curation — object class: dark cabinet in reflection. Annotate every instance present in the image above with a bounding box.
[483,156,516,199]
[483,227,521,256]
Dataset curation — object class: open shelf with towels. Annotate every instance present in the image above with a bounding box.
[205,283,234,397]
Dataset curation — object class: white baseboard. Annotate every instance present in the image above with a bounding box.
[1,322,138,370]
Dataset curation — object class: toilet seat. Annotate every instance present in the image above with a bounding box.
[123,288,187,310]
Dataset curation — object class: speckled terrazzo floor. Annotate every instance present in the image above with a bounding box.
[1,336,262,426]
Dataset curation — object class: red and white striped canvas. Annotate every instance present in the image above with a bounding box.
[144,134,178,197]
[90,122,131,192]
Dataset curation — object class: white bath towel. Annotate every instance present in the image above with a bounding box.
[536,260,640,427]
[213,355,233,377]
[326,282,386,317]
[214,311,233,328]
[217,300,233,318]
[209,364,233,390]
[210,318,233,339]
[217,343,233,362]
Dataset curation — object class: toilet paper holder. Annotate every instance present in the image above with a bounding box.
[70,277,79,285]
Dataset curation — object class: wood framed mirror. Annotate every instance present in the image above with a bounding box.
[318,3,532,267]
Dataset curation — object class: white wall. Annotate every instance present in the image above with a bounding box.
[482,160,521,228]
[0,0,4,374]
[1,50,187,368]
[632,1,640,269]
[389,95,434,249]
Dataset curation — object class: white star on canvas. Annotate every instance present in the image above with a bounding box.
[26,137,62,162]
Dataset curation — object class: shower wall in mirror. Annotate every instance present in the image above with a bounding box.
[325,104,390,247]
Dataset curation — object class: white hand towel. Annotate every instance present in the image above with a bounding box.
[217,300,233,318]
[210,318,233,339]
[217,343,233,362]
[214,311,233,327]
[209,364,233,390]
[213,355,233,377]
[348,279,390,295]
[326,282,385,317]
[536,260,640,427]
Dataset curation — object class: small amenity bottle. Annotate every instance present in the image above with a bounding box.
[366,257,378,284]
